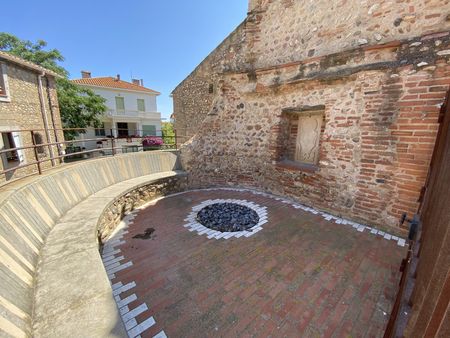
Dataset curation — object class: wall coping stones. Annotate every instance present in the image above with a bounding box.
[32,171,186,337]
[0,151,183,337]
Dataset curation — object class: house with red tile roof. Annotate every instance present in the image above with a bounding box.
[71,71,162,150]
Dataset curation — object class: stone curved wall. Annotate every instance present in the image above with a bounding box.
[0,151,181,337]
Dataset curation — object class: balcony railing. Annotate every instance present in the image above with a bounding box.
[106,109,161,119]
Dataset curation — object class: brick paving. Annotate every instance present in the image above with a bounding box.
[110,190,406,338]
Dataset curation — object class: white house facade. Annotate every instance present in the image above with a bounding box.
[72,71,162,150]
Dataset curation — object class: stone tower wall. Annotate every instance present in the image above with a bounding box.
[173,1,450,230]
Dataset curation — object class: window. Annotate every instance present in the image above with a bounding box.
[117,122,129,137]
[0,132,24,163]
[209,83,214,94]
[1,133,18,161]
[0,63,11,102]
[95,123,106,137]
[142,125,156,136]
[115,96,125,111]
[137,99,145,112]
[279,107,325,169]
[0,69,5,96]
[33,132,46,154]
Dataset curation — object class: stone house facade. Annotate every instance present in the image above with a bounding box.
[0,51,64,184]
[172,0,450,231]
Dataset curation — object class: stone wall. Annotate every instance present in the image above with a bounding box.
[172,21,247,146]
[98,175,188,241]
[0,151,182,337]
[0,60,63,184]
[247,0,450,70]
[176,20,450,230]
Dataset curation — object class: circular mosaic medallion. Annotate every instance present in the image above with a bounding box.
[197,202,259,232]
[183,199,268,240]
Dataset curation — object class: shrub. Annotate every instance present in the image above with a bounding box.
[142,136,163,147]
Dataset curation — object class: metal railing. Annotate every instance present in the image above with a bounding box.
[0,127,177,187]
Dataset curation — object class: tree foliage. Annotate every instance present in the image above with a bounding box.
[161,121,175,144]
[0,32,106,139]
[57,79,107,140]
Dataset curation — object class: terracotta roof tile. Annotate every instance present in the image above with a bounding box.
[71,77,160,94]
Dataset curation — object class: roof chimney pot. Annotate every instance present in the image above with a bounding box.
[140,79,144,86]
[81,70,91,78]
[116,74,120,81]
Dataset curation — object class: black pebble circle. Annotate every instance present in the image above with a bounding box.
[196,203,260,232]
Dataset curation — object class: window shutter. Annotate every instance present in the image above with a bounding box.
[11,132,25,163]
[137,99,145,112]
[115,97,125,110]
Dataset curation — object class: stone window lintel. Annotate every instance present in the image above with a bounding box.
[282,105,325,116]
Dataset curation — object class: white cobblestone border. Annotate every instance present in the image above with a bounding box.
[149,187,406,247]
[127,187,406,246]
[208,188,407,247]
[182,199,268,240]
[100,186,405,336]
[102,213,166,338]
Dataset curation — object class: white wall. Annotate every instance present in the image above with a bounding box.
[89,87,158,113]
[73,85,163,150]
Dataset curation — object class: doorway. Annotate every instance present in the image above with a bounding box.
[117,123,128,137]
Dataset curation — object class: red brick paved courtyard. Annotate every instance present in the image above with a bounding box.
[110,189,406,337]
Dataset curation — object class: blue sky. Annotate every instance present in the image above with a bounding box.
[2,0,248,119]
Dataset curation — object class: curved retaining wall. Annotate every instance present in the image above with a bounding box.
[0,151,182,337]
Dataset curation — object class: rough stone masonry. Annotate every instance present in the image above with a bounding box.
[172,0,450,231]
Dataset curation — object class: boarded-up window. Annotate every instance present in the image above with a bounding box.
[295,114,323,164]
[115,96,125,110]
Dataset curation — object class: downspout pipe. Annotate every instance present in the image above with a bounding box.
[37,72,55,166]
[44,74,62,163]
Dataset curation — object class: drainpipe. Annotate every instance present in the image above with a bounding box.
[37,72,56,166]
[44,75,62,163]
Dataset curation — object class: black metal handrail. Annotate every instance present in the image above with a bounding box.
[0,127,177,187]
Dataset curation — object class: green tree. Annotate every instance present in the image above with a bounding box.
[0,33,106,139]
[161,121,175,145]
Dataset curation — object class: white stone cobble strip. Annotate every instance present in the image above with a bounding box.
[152,330,168,338]
[101,212,163,338]
[128,317,156,338]
[101,187,406,336]
[161,187,407,246]
[117,294,137,309]
[182,199,269,240]
[122,303,148,323]
[198,187,407,247]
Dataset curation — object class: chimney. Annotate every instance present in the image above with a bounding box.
[81,70,91,78]
[116,74,120,81]
[132,79,140,85]
[140,79,144,86]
